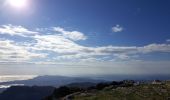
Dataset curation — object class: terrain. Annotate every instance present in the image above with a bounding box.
[0,86,55,100]
[73,84,170,100]
[45,80,170,100]
[1,75,170,100]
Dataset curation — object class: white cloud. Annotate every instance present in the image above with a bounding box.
[32,34,83,55]
[112,25,123,32]
[53,27,87,41]
[138,43,170,53]
[0,24,38,37]
[167,39,170,42]
[52,43,170,61]
[30,35,139,61]
[0,39,46,62]
[30,34,170,62]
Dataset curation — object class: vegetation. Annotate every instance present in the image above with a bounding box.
[0,86,55,100]
[74,83,170,100]
[44,86,83,100]
[45,80,170,100]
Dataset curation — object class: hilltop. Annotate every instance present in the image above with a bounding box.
[45,80,170,100]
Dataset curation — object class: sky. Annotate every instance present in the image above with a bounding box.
[0,0,170,76]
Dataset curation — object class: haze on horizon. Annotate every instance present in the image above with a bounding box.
[0,0,170,77]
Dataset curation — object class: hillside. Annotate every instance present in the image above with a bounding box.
[74,84,170,100]
[0,86,55,100]
[45,80,170,100]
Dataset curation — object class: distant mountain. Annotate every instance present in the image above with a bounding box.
[0,86,55,100]
[92,74,170,81]
[0,75,104,100]
[0,75,103,87]
[1,74,170,89]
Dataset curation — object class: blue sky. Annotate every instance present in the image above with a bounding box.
[0,0,170,76]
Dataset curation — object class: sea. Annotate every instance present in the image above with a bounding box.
[0,75,37,89]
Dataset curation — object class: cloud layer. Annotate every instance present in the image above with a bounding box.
[0,24,38,37]
[0,39,46,62]
[0,24,170,64]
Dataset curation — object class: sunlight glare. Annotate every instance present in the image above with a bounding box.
[7,0,28,8]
